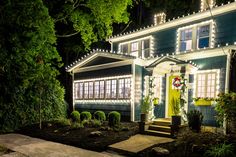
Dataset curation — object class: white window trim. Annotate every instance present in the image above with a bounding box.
[118,36,154,58]
[193,69,220,98]
[176,20,215,54]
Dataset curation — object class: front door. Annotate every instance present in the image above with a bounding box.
[167,75,180,117]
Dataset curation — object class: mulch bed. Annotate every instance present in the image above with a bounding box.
[17,121,139,152]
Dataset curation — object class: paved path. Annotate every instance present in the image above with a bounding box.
[109,134,174,154]
[0,134,122,157]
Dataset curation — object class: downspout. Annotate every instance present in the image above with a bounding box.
[71,70,75,110]
[108,40,113,52]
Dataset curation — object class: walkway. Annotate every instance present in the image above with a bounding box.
[109,134,174,155]
[0,134,122,157]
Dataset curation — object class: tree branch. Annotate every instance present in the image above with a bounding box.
[120,21,132,34]
[56,32,79,38]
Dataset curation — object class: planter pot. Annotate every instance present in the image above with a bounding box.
[194,99,213,106]
[141,113,148,122]
[172,115,181,126]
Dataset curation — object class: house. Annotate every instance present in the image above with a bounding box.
[66,0,236,126]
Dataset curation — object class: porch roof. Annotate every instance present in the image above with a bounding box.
[66,49,135,72]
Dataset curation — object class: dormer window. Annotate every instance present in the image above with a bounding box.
[119,36,153,59]
[154,12,166,25]
[200,0,215,11]
[177,20,214,53]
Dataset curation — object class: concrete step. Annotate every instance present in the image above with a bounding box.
[149,125,171,133]
[145,130,172,138]
[152,120,171,126]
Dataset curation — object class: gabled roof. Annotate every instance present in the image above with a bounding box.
[146,56,198,68]
[66,49,135,72]
[108,1,236,42]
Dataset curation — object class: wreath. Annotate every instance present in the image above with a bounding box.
[173,77,182,88]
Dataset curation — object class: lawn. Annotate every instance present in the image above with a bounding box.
[18,120,139,152]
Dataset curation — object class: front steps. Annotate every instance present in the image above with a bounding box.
[145,118,172,138]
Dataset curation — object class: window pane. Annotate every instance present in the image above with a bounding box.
[74,83,79,99]
[197,25,210,48]
[111,80,117,98]
[180,29,192,52]
[84,82,89,99]
[79,83,83,99]
[118,79,125,98]
[94,81,99,99]
[124,78,131,98]
[131,42,139,52]
[142,40,149,49]
[106,80,111,98]
[99,81,104,98]
[89,82,93,98]
[120,44,128,53]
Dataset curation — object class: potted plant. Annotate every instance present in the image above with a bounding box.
[170,97,181,126]
[140,95,151,122]
[153,97,159,106]
[193,97,215,106]
[187,110,203,132]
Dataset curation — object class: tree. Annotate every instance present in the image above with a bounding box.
[0,0,67,132]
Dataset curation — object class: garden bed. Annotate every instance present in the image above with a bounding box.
[17,121,139,152]
[0,145,12,156]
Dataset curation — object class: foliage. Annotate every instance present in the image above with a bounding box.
[80,111,92,121]
[187,110,203,132]
[91,119,102,128]
[215,92,236,126]
[0,0,66,132]
[44,0,133,50]
[71,111,80,123]
[170,97,180,116]
[108,111,121,127]
[71,122,84,129]
[93,111,106,122]
[193,97,215,101]
[204,143,234,157]
[81,119,91,126]
[53,118,71,127]
[141,95,152,114]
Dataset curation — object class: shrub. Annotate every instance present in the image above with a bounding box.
[204,143,234,157]
[108,111,121,127]
[71,122,84,129]
[91,119,102,128]
[71,111,80,122]
[54,118,71,127]
[81,119,91,127]
[187,110,203,132]
[80,111,92,121]
[93,111,106,121]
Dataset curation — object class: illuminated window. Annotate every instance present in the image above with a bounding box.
[88,82,93,99]
[120,44,128,54]
[180,28,193,52]
[77,82,83,99]
[111,80,117,98]
[124,78,131,98]
[142,39,150,58]
[99,81,104,98]
[84,82,89,99]
[196,72,216,98]
[197,25,210,49]
[74,83,79,99]
[106,80,111,98]
[131,42,139,57]
[94,81,99,99]
[118,79,125,98]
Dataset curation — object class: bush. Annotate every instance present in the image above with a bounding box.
[81,119,91,127]
[204,143,234,157]
[54,118,71,127]
[80,111,92,121]
[71,122,84,129]
[93,111,106,121]
[108,111,121,127]
[71,111,80,122]
[91,119,102,128]
[187,110,203,132]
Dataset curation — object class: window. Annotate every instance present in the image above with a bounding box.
[111,80,117,98]
[74,76,131,100]
[120,44,128,54]
[180,28,193,52]
[106,80,111,98]
[196,72,216,98]
[142,39,150,58]
[99,81,105,98]
[178,21,213,52]
[119,37,151,58]
[131,42,139,57]
[84,82,89,99]
[89,82,93,99]
[94,81,99,99]
[197,25,210,49]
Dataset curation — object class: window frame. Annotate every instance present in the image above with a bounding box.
[177,20,213,53]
